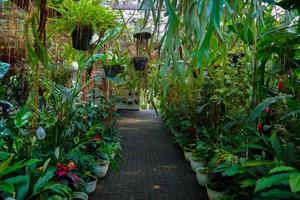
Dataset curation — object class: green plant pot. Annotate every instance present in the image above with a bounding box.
[196,167,208,187]
[206,184,226,200]
[190,157,206,172]
[93,160,110,178]
[71,26,93,51]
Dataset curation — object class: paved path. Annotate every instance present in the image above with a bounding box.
[91,110,208,200]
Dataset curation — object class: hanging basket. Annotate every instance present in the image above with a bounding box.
[71,26,93,51]
[132,56,147,71]
[104,65,122,77]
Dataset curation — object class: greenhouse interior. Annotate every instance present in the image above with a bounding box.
[0,0,300,200]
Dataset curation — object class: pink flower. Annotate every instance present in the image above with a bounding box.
[257,123,264,133]
[264,107,273,116]
[67,160,77,171]
[71,174,80,183]
[94,135,101,141]
[187,127,196,134]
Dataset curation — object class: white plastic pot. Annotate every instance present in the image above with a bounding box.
[93,160,110,178]
[184,150,192,161]
[196,167,208,186]
[206,184,226,200]
[72,192,89,200]
[85,177,98,193]
[190,157,206,171]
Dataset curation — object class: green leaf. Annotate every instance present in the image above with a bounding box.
[261,189,300,199]
[290,172,300,193]
[270,132,282,160]
[0,61,10,80]
[255,173,290,192]
[14,107,33,128]
[240,178,256,188]
[269,166,297,174]
[33,168,55,193]
[250,95,293,121]
[0,181,14,194]
[0,155,12,175]
[241,160,274,167]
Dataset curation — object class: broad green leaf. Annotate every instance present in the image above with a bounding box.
[0,181,14,193]
[241,160,274,167]
[290,172,300,193]
[270,132,282,160]
[0,155,12,175]
[222,165,245,176]
[33,168,55,193]
[255,173,290,192]
[14,107,33,128]
[250,95,293,121]
[261,189,300,199]
[269,166,297,174]
[240,178,256,188]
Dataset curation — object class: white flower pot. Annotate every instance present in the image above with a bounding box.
[196,167,208,186]
[71,192,89,200]
[206,184,226,200]
[190,157,206,171]
[85,177,98,194]
[93,160,110,178]
[184,150,192,161]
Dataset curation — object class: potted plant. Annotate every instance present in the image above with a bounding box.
[83,171,98,194]
[92,159,110,178]
[102,53,128,77]
[71,192,89,200]
[195,166,210,187]
[190,151,206,172]
[132,56,148,71]
[183,146,193,161]
[50,0,117,51]
[206,172,230,200]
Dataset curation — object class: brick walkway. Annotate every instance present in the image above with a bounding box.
[91,110,208,200]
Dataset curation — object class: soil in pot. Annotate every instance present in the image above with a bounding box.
[93,160,110,178]
[132,56,147,71]
[71,26,93,51]
[104,65,122,77]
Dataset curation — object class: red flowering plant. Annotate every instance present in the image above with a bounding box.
[257,107,274,134]
[55,160,81,189]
